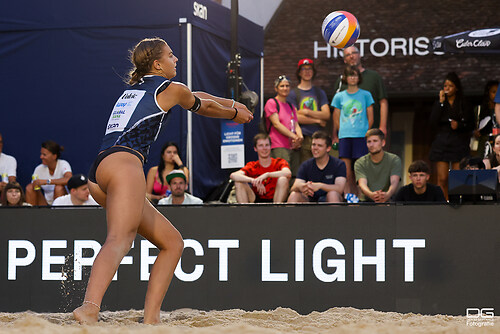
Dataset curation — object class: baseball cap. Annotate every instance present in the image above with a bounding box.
[166,169,186,184]
[67,174,88,190]
[297,58,314,69]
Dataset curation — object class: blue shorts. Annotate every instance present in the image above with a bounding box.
[339,137,368,159]
[309,194,327,203]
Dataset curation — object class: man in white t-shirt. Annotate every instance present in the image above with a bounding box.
[52,174,99,206]
[0,133,17,193]
[158,170,203,205]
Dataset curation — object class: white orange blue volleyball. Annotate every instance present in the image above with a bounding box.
[321,11,360,49]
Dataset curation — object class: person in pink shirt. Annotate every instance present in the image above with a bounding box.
[146,142,189,203]
[264,75,303,177]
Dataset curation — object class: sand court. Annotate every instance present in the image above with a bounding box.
[1,308,499,333]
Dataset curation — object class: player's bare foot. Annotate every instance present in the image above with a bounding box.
[73,301,100,324]
[143,312,160,325]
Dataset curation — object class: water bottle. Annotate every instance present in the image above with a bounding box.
[345,193,359,203]
[289,118,296,147]
[32,174,41,190]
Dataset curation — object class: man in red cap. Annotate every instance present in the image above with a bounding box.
[287,58,331,162]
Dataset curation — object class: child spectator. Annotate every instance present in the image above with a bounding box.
[1,182,31,206]
[332,66,374,196]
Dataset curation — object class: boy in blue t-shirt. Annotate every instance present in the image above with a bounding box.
[332,66,374,196]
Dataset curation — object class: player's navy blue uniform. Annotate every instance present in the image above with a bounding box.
[88,75,171,183]
[100,75,171,160]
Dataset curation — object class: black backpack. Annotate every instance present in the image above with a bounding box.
[259,98,294,134]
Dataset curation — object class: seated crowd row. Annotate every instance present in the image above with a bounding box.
[1,129,499,207]
[233,130,448,204]
[0,137,198,207]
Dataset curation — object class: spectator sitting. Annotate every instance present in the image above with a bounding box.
[459,156,486,170]
[52,174,99,206]
[354,128,401,202]
[158,170,203,205]
[287,131,346,203]
[395,160,446,203]
[26,140,72,205]
[230,133,291,203]
[483,134,500,183]
[0,132,17,193]
[146,141,189,203]
[0,182,31,207]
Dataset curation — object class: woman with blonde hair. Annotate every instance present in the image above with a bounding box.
[73,37,253,324]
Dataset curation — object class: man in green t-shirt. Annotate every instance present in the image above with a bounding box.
[354,129,401,202]
[332,45,389,136]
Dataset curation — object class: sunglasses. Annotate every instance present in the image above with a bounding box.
[275,75,288,87]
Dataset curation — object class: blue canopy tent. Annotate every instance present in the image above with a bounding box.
[0,0,263,198]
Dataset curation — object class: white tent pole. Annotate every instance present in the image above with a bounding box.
[186,22,194,192]
[260,53,264,119]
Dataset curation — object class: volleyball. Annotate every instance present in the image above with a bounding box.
[321,11,360,49]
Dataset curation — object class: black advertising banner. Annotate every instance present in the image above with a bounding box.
[0,204,499,315]
[430,28,500,54]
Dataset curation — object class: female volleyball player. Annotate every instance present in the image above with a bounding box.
[73,37,253,324]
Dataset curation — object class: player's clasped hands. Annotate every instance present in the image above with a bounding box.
[233,101,254,124]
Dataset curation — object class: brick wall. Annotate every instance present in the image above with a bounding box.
[264,0,500,100]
